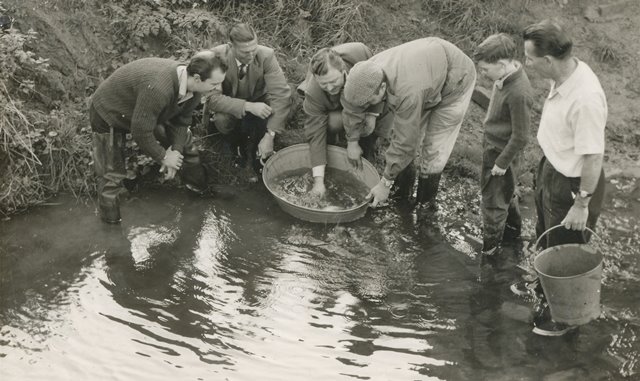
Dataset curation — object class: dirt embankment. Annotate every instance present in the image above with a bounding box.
[1,0,639,214]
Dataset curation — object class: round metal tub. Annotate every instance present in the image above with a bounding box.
[262,144,379,223]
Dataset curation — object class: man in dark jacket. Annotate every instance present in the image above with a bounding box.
[90,53,227,223]
[205,23,292,174]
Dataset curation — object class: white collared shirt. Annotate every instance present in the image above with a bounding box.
[537,59,607,177]
[236,59,248,74]
[176,65,193,104]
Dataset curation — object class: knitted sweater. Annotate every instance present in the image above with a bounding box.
[90,58,202,162]
[483,66,533,169]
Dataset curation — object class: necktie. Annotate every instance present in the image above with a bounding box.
[238,63,248,80]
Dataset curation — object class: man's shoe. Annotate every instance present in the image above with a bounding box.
[533,319,577,337]
[482,246,501,256]
[185,183,206,196]
[415,200,437,222]
[101,215,122,224]
[510,277,542,298]
[529,297,577,336]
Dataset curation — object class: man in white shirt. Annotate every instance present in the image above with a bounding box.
[519,19,607,336]
[523,19,606,249]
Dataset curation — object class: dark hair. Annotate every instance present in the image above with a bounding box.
[187,53,227,80]
[522,19,573,59]
[474,33,518,63]
[310,48,346,76]
[229,23,257,44]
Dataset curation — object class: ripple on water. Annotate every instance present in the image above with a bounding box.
[2,185,640,380]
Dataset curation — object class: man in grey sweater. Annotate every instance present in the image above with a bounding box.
[90,53,227,223]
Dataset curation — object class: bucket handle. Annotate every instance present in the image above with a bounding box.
[534,224,601,250]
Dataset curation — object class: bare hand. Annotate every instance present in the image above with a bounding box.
[258,133,275,159]
[162,146,183,171]
[247,102,273,119]
[364,113,378,136]
[309,177,326,198]
[366,180,390,207]
[347,141,363,170]
[491,164,507,176]
[159,165,178,180]
[561,203,589,231]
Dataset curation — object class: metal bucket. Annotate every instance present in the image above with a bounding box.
[533,225,603,326]
[262,144,379,223]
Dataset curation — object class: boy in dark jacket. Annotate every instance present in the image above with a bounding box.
[474,33,533,255]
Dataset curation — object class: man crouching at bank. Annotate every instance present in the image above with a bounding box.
[89,53,227,223]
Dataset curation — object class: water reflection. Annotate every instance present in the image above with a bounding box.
[1,185,639,380]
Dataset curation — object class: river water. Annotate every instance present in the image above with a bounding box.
[1,175,638,380]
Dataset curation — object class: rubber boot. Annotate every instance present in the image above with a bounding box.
[93,130,126,224]
[415,173,442,221]
[180,130,208,194]
[482,235,502,256]
[503,194,522,243]
[390,163,416,202]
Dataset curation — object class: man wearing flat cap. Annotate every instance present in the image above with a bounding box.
[342,38,476,215]
[297,43,416,199]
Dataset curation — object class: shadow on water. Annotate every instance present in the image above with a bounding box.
[1,177,639,380]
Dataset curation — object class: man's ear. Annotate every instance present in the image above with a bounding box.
[379,81,387,95]
[193,73,201,82]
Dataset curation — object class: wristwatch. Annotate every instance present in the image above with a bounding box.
[381,177,394,188]
[578,190,593,198]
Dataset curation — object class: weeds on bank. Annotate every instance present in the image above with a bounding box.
[420,0,525,48]
[0,0,542,216]
[0,23,94,217]
[0,84,94,217]
[100,0,368,67]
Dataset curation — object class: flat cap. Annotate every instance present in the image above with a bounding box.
[343,60,383,107]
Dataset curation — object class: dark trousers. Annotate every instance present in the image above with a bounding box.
[534,156,605,249]
[211,112,267,172]
[481,146,522,251]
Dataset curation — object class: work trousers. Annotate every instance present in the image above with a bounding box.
[418,72,476,176]
[480,145,522,251]
[212,111,267,173]
[534,156,605,249]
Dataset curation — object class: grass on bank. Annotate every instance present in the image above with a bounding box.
[1,0,543,216]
